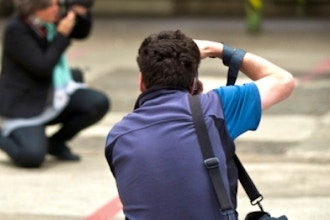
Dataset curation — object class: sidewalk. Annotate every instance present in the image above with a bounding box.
[0,17,330,220]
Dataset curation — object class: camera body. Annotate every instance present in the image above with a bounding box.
[58,0,94,16]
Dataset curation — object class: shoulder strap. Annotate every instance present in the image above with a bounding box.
[188,95,235,217]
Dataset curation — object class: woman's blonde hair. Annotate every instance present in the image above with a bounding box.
[13,0,51,16]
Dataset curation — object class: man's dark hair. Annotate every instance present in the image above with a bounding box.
[137,30,200,90]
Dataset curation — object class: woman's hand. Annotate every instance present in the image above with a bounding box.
[71,5,89,17]
[57,11,76,36]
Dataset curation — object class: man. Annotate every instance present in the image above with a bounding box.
[105,30,295,220]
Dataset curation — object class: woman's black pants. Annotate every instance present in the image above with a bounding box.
[0,88,110,168]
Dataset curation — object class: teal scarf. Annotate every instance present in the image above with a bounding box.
[43,23,72,89]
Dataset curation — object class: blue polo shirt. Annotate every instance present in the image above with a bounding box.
[215,83,261,139]
[105,82,261,220]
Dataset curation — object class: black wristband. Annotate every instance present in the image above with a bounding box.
[226,48,247,86]
[229,49,246,71]
[222,44,235,66]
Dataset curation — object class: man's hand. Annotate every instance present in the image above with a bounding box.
[193,40,224,59]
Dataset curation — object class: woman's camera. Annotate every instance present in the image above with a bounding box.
[58,0,94,8]
[58,0,94,16]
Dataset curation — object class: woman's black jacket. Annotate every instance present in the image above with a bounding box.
[0,12,92,118]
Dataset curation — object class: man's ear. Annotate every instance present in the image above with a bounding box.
[139,73,146,92]
[190,78,204,95]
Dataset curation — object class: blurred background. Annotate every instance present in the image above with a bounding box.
[1,0,329,34]
[0,1,329,220]
[1,0,330,20]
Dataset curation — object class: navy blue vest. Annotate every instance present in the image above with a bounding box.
[106,88,238,220]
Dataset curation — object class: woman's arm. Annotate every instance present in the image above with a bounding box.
[4,19,70,79]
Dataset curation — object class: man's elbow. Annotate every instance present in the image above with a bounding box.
[282,73,296,99]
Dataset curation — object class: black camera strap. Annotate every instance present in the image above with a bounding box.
[188,45,264,213]
[224,47,264,210]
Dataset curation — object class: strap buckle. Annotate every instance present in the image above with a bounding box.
[220,208,236,220]
[204,157,219,169]
[251,196,264,211]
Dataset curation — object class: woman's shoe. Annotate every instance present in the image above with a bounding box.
[48,139,81,161]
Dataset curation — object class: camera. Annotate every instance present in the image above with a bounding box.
[58,0,95,16]
[58,0,94,8]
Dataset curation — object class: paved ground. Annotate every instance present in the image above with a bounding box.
[0,17,329,220]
